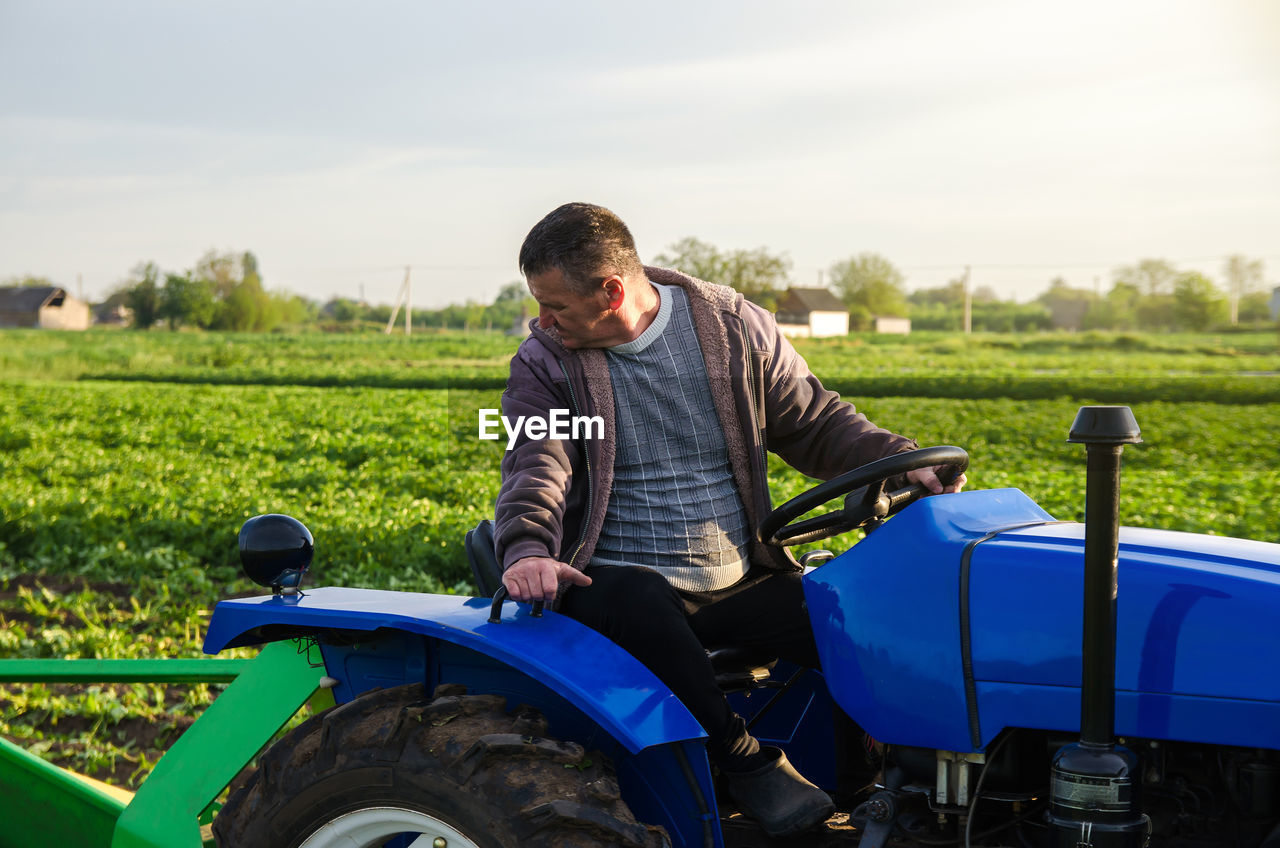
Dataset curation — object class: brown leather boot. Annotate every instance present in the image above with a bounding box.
[722,746,836,838]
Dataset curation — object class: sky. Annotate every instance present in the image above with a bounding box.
[2,0,1278,309]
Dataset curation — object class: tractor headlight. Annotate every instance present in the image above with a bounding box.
[238,513,314,595]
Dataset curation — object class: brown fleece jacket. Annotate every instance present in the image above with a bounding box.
[494,266,918,600]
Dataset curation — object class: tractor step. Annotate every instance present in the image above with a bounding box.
[721,811,873,847]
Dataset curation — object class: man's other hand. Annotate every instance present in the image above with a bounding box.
[907,465,968,495]
[502,556,592,603]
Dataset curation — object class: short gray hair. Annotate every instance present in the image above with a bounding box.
[518,203,644,295]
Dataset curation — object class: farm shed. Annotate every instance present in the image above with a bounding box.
[0,286,91,330]
[775,287,849,338]
[94,302,132,326]
[873,316,912,334]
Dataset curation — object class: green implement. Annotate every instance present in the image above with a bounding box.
[0,658,251,684]
[0,735,127,847]
[0,641,323,848]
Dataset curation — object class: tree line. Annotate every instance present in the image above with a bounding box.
[651,239,1274,333]
[16,242,1272,334]
[322,281,535,334]
[330,242,1273,334]
[115,251,314,332]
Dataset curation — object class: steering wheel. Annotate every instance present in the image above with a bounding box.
[758,446,969,547]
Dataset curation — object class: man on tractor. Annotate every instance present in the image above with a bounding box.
[494,202,964,838]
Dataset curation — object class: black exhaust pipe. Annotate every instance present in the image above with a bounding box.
[1046,406,1150,846]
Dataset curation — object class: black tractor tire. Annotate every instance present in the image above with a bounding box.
[213,682,669,848]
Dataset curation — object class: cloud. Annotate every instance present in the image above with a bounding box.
[1,0,1276,305]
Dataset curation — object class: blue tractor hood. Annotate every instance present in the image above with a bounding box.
[805,488,1280,754]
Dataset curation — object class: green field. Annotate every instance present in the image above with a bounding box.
[1,327,1278,786]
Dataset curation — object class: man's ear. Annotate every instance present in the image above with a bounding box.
[602,275,625,310]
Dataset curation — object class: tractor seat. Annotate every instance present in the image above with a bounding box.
[706,645,779,692]
[465,520,779,691]
[465,519,504,599]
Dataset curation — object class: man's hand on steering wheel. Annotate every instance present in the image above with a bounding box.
[907,465,967,495]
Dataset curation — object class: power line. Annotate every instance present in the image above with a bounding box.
[898,254,1280,273]
[271,263,515,274]
[258,253,1280,278]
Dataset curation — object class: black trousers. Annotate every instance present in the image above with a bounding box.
[559,564,819,764]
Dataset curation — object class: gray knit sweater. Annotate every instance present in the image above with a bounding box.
[590,284,752,591]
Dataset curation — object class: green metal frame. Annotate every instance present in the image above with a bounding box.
[0,658,251,684]
[0,735,127,847]
[0,641,324,848]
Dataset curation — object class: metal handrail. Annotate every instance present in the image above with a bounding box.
[0,658,251,684]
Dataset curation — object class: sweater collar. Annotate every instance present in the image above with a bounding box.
[608,281,673,355]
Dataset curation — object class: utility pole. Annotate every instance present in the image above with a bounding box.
[962,265,972,335]
[384,266,412,335]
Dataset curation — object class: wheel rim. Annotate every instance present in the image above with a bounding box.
[297,806,482,848]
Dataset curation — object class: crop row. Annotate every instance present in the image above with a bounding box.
[2,378,1276,786]
[2,381,1276,602]
[24,368,1276,405]
[0,382,502,596]
[4,329,1278,404]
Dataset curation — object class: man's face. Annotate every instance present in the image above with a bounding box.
[526,267,617,349]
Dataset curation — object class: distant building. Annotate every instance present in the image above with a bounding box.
[775,287,849,338]
[94,302,133,326]
[507,305,531,337]
[1270,286,1280,321]
[0,286,92,330]
[873,316,912,334]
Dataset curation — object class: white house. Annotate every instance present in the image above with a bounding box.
[775,288,849,338]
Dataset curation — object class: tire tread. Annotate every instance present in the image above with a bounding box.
[214,682,669,848]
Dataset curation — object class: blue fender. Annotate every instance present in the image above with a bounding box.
[203,586,707,755]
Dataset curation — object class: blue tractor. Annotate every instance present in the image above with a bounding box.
[206,408,1280,847]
